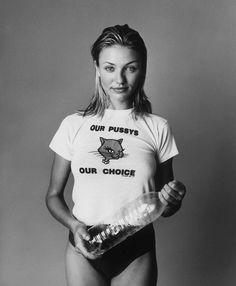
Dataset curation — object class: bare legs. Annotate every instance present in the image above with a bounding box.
[111,250,157,286]
[65,241,157,286]
[65,242,109,286]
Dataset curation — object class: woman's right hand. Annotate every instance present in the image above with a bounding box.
[71,222,98,260]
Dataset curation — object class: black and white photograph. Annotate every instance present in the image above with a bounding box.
[1,1,235,285]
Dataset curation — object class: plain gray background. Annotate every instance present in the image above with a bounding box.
[1,0,236,285]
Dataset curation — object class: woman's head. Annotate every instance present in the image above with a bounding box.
[91,24,147,81]
[84,24,151,116]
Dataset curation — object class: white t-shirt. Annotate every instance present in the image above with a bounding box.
[49,108,179,225]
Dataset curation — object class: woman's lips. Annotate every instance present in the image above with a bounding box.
[111,87,128,93]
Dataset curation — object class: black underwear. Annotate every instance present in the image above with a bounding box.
[69,224,156,280]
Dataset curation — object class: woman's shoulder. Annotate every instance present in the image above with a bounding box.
[63,111,86,123]
[59,112,88,131]
[143,112,168,126]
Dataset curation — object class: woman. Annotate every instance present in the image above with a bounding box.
[46,24,186,286]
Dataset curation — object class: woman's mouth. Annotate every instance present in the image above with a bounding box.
[111,87,128,93]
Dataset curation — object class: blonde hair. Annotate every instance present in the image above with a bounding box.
[83,24,152,117]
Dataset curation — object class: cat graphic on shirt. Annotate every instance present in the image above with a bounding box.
[98,137,124,164]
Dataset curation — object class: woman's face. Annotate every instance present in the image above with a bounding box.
[95,45,142,109]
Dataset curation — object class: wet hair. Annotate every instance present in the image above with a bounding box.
[83,24,152,117]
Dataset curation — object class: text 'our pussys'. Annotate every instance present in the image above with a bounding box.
[90,125,139,136]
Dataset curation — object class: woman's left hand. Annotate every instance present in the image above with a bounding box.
[159,180,186,216]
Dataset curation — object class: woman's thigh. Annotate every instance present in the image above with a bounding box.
[111,250,157,286]
[65,241,109,286]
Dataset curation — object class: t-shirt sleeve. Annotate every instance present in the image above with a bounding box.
[157,121,179,163]
[49,116,73,161]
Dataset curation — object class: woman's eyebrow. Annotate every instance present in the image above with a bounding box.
[125,61,139,65]
[102,60,139,65]
[103,62,115,65]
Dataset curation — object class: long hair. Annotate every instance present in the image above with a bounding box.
[83,24,152,117]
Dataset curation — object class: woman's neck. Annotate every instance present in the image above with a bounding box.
[107,100,133,110]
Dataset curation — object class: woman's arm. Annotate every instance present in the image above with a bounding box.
[45,153,77,230]
[45,153,95,258]
[156,158,174,190]
[156,158,186,217]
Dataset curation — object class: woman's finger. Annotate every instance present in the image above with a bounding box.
[163,184,182,202]
[168,180,186,198]
[161,185,181,205]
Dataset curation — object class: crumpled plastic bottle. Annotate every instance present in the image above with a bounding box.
[83,192,167,257]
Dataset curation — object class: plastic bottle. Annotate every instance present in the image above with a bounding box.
[83,192,167,257]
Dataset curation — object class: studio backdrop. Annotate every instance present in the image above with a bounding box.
[1,0,236,285]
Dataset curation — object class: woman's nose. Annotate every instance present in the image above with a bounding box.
[115,70,125,84]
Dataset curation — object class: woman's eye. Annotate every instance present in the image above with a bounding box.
[104,66,115,72]
[126,66,137,73]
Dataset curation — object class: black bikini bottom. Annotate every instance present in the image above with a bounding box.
[69,223,156,280]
